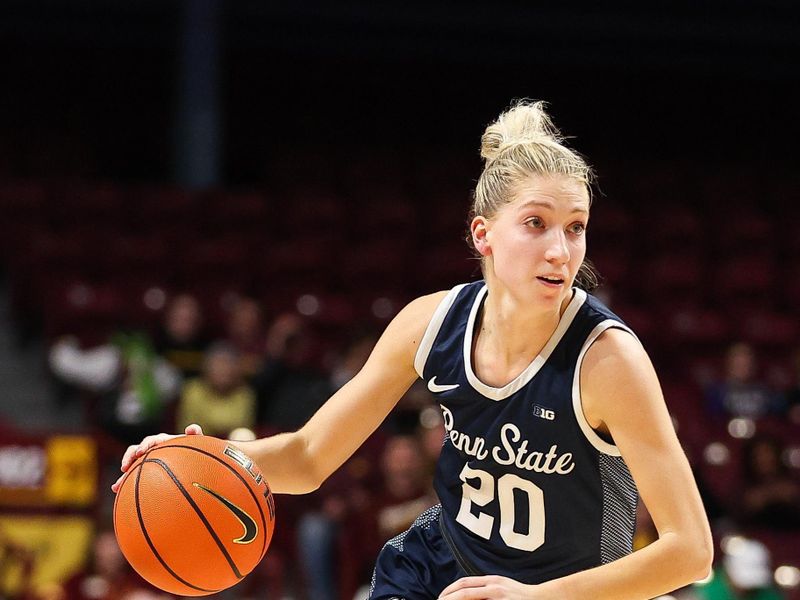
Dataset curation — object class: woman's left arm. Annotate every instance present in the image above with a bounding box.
[440,328,713,600]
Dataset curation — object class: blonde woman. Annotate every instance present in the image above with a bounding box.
[114,101,712,599]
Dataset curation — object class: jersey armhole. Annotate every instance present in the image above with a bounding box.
[413,284,466,378]
[571,320,639,456]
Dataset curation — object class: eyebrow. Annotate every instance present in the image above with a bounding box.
[518,199,589,214]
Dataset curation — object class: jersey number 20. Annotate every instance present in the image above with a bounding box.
[456,464,545,551]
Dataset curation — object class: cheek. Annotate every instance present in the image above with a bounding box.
[572,238,587,264]
[503,229,538,254]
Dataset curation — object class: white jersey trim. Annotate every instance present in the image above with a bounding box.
[571,319,637,456]
[464,287,587,401]
[414,284,468,378]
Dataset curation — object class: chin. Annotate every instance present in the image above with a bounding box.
[539,283,575,308]
[528,285,563,306]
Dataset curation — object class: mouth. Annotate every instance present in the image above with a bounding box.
[537,275,565,288]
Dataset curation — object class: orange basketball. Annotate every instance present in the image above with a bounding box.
[113,435,275,596]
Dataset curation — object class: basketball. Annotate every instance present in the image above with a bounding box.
[113,435,276,596]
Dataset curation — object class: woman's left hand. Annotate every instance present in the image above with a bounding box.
[438,575,541,599]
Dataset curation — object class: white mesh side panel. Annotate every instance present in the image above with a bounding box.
[369,505,442,598]
[384,504,441,552]
[599,454,638,564]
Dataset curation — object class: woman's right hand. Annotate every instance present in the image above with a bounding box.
[111,424,204,493]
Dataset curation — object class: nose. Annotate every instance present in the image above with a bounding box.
[544,229,570,264]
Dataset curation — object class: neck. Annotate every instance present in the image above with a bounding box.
[478,284,572,366]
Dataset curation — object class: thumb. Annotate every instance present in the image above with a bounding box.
[185,424,204,436]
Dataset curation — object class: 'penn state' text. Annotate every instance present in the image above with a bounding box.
[440,405,575,475]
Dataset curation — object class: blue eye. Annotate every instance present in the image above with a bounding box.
[568,222,586,235]
[526,217,544,228]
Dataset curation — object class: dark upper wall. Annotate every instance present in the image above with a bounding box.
[1,1,798,183]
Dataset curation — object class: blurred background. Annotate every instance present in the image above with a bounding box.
[1,1,799,599]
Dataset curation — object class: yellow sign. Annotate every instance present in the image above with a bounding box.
[0,435,97,507]
[0,515,93,597]
[45,436,97,506]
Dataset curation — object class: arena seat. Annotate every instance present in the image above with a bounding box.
[665,305,730,347]
[714,258,778,316]
[713,210,776,255]
[645,204,703,255]
[106,234,173,281]
[642,254,706,306]
[200,189,269,235]
[589,248,632,288]
[342,239,414,292]
[179,237,252,287]
[280,189,348,235]
[352,193,417,236]
[41,279,129,344]
[737,310,799,350]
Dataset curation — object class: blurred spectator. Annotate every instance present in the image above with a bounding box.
[417,404,446,471]
[683,442,728,527]
[49,333,180,444]
[153,293,210,380]
[705,342,782,419]
[254,313,331,431]
[372,435,437,540]
[784,347,800,423]
[389,380,438,434]
[177,343,256,438]
[329,330,379,391]
[738,435,800,530]
[261,328,380,597]
[295,438,382,600]
[298,434,435,600]
[686,537,782,600]
[59,529,164,600]
[225,296,267,378]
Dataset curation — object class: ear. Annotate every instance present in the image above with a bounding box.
[470,216,492,257]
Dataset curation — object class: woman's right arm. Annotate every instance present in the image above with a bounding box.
[113,291,447,495]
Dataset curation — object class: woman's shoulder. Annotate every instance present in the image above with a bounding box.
[387,290,452,333]
[371,290,454,366]
[580,326,659,422]
[584,326,647,370]
[401,282,482,329]
[406,290,452,317]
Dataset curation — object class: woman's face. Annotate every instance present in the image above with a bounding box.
[166,295,201,341]
[475,175,590,309]
[206,352,240,391]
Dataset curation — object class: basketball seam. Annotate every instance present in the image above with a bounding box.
[134,455,218,593]
[151,443,270,560]
[145,457,245,580]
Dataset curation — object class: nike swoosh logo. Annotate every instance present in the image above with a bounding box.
[193,483,258,544]
[428,377,459,393]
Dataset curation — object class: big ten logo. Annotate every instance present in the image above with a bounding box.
[533,405,556,421]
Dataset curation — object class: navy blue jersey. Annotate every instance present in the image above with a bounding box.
[414,281,639,585]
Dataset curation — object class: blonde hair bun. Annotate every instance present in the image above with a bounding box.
[480,100,564,164]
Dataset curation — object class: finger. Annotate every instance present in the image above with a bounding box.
[129,435,165,463]
[440,576,491,596]
[120,444,140,471]
[185,424,203,435]
[133,435,157,457]
[111,473,126,494]
[438,589,486,600]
